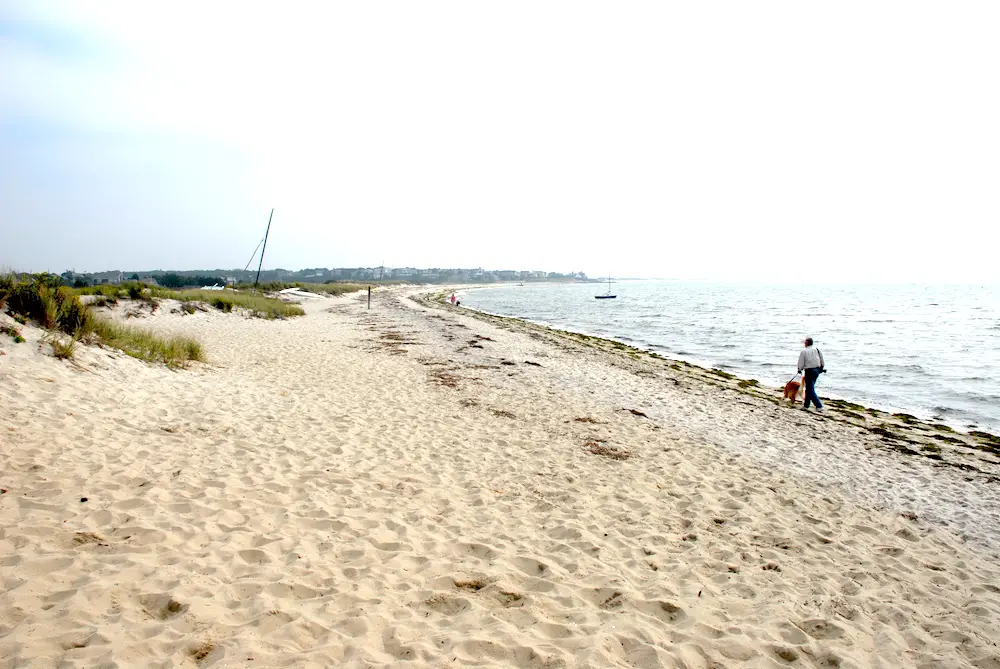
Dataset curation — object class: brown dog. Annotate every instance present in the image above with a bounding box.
[783,377,804,403]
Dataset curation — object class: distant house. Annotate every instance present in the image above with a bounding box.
[91,271,124,285]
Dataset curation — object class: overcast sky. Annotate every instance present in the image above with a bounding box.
[1,2,998,282]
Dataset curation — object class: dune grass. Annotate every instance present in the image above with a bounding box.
[4,275,203,367]
[46,335,77,360]
[150,288,304,318]
[83,317,203,367]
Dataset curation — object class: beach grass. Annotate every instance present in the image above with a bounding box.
[46,334,77,360]
[149,288,304,319]
[5,275,204,367]
[82,317,203,367]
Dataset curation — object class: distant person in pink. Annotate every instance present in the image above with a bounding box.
[450,293,456,305]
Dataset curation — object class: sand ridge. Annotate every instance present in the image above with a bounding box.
[1,291,999,668]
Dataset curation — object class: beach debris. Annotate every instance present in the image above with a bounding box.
[429,370,461,388]
[490,409,516,419]
[189,641,216,663]
[80,497,88,503]
[618,408,648,418]
[584,440,631,461]
[1,488,7,494]
[524,360,542,366]
[74,532,105,545]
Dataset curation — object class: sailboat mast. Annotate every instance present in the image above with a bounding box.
[253,208,274,293]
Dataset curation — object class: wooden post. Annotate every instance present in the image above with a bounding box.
[367,286,371,310]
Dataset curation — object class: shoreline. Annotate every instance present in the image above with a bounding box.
[3,288,1000,667]
[450,284,1000,439]
[413,288,1000,549]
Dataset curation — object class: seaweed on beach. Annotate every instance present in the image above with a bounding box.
[429,370,462,388]
[584,440,631,461]
[827,399,867,412]
[970,431,1000,447]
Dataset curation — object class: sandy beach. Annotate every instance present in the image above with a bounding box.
[2,287,999,669]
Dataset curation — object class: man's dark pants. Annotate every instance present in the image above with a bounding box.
[804,367,823,409]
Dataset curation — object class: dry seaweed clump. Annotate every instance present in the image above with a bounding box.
[585,440,632,461]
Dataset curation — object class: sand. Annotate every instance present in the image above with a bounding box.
[1,288,999,669]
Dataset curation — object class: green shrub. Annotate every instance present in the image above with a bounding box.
[211,296,234,313]
[1,323,22,339]
[56,287,88,334]
[7,281,44,322]
[124,282,146,300]
[0,274,13,309]
[13,314,27,325]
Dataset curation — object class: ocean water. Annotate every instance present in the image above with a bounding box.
[460,281,1000,434]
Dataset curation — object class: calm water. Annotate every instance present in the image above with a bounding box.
[460,281,1000,434]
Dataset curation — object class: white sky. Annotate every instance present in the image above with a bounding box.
[1,2,998,282]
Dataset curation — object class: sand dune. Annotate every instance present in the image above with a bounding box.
[1,289,999,668]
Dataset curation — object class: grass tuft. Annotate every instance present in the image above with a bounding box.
[47,335,76,360]
[211,296,234,312]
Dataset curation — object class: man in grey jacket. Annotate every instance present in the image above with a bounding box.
[797,337,825,411]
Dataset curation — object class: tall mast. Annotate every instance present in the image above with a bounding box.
[253,209,274,293]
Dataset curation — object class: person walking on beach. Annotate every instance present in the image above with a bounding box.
[797,337,825,411]
[449,293,457,305]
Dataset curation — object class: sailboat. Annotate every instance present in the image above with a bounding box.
[595,276,616,299]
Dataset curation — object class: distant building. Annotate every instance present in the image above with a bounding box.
[90,271,124,285]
